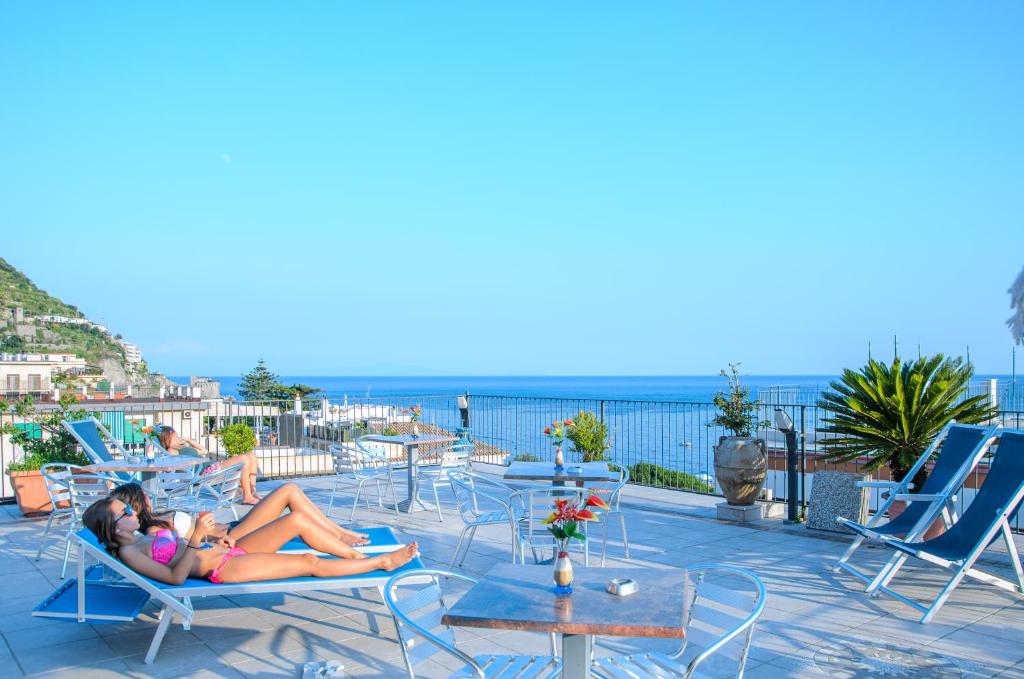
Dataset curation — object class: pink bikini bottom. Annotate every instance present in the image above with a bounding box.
[208,547,247,583]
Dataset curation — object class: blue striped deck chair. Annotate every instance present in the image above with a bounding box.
[866,430,1024,623]
[35,526,424,664]
[62,417,136,483]
[832,422,999,591]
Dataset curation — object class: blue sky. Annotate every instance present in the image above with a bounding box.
[2,3,1022,376]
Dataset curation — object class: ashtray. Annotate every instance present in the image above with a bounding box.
[567,466,583,474]
[606,578,639,596]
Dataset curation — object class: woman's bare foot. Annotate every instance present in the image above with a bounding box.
[378,543,418,571]
[241,497,260,506]
[338,527,370,546]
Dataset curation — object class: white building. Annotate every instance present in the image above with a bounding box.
[0,352,87,396]
[120,341,142,365]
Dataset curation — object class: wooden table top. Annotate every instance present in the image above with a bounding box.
[504,461,619,483]
[361,435,457,447]
[82,456,205,473]
[442,563,687,638]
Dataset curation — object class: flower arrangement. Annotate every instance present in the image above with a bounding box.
[544,494,609,549]
[403,406,422,422]
[543,420,574,447]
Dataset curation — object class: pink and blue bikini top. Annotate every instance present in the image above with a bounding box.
[150,529,179,565]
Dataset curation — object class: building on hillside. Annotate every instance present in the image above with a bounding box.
[0,352,87,398]
[119,341,142,365]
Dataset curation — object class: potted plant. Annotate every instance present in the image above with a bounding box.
[712,364,768,506]
[817,355,995,535]
[220,423,257,458]
[566,411,611,463]
[2,395,91,515]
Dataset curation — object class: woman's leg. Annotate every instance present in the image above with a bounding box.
[212,543,419,583]
[235,511,364,559]
[218,454,260,503]
[230,482,368,545]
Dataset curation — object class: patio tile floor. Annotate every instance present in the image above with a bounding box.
[2,468,1024,678]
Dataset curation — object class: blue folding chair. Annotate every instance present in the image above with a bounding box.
[866,430,1024,622]
[833,422,999,590]
[62,417,136,483]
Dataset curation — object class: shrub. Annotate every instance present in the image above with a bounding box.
[221,423,257,457]
[629,462,714,493]
[566,410,610,462]
[382,426,399,437]
[712,363,765,437]
[2,395,91,473]
[514,453,541,462]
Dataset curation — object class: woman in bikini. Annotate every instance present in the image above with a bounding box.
[82,497,418,585]
[110,481,371,554]
[158,426,262,505]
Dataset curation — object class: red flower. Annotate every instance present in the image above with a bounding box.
[564,420,574,427]
[576,509,596,521]
[586,495,610,510]
[552,421,562,427]
[544,427,551,435]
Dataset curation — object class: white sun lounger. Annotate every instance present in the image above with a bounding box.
[34,526,424,664]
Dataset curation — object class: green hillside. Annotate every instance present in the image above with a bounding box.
[0,258,127,367]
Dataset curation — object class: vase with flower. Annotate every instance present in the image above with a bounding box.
[544,493,608,595]
[403,406,422,438]
[543,420,574,472]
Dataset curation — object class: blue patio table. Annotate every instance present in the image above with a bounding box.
[361,434,457,513]
[442,563,688,679]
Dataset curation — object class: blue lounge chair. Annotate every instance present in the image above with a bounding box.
[866,430,1024,623]
[34,527,424,663]
[833,422,999,590]
[62,417,136,482]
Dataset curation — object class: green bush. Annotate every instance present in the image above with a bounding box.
[3,395,91,472]
[513,453,541,462]
[382,426,399,437]
[566,410,610,462]
[629,462,714,493]
[220,423,257,457]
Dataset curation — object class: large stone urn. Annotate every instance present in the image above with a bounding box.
[713,436,767,506]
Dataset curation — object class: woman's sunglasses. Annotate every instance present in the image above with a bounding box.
[115,505,135,523]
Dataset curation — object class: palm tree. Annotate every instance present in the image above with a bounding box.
[817,355,995,491]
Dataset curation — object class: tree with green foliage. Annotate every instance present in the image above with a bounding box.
[566,410,611,462]
[2,394,91,472]
[712,363,765,437]
[817,355,996,490]
[238,360,279,401]
[268,382,321,400]
[2,335,25,352]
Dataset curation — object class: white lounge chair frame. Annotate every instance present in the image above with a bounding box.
[70,527,425,663]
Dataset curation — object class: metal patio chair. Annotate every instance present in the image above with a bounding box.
[514,486,590,566]
[165,463,243,520]
[416,442,473,521]
[384,569,560,679]
[447,470,526,568]
[865,430,1024,623]
[327,443,400,521]
[585,461,630,565]
[833,422,999,591]
[592,564,766,679]
[37,464,118,578]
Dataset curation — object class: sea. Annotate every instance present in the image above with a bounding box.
[187,374,1019,406]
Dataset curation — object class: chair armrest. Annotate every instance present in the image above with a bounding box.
[858,480,908,489]
[892,493,948,502]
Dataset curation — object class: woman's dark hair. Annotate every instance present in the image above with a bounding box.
[109,482,172,533]
[157,426,176,451]
[82,497,122,557]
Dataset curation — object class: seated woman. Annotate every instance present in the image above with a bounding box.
[158,426,261,505]
[82,497,418,585]
[111,481,371,555]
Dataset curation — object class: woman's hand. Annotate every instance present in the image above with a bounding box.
[191,512,216,544]
[218,534,237,550]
